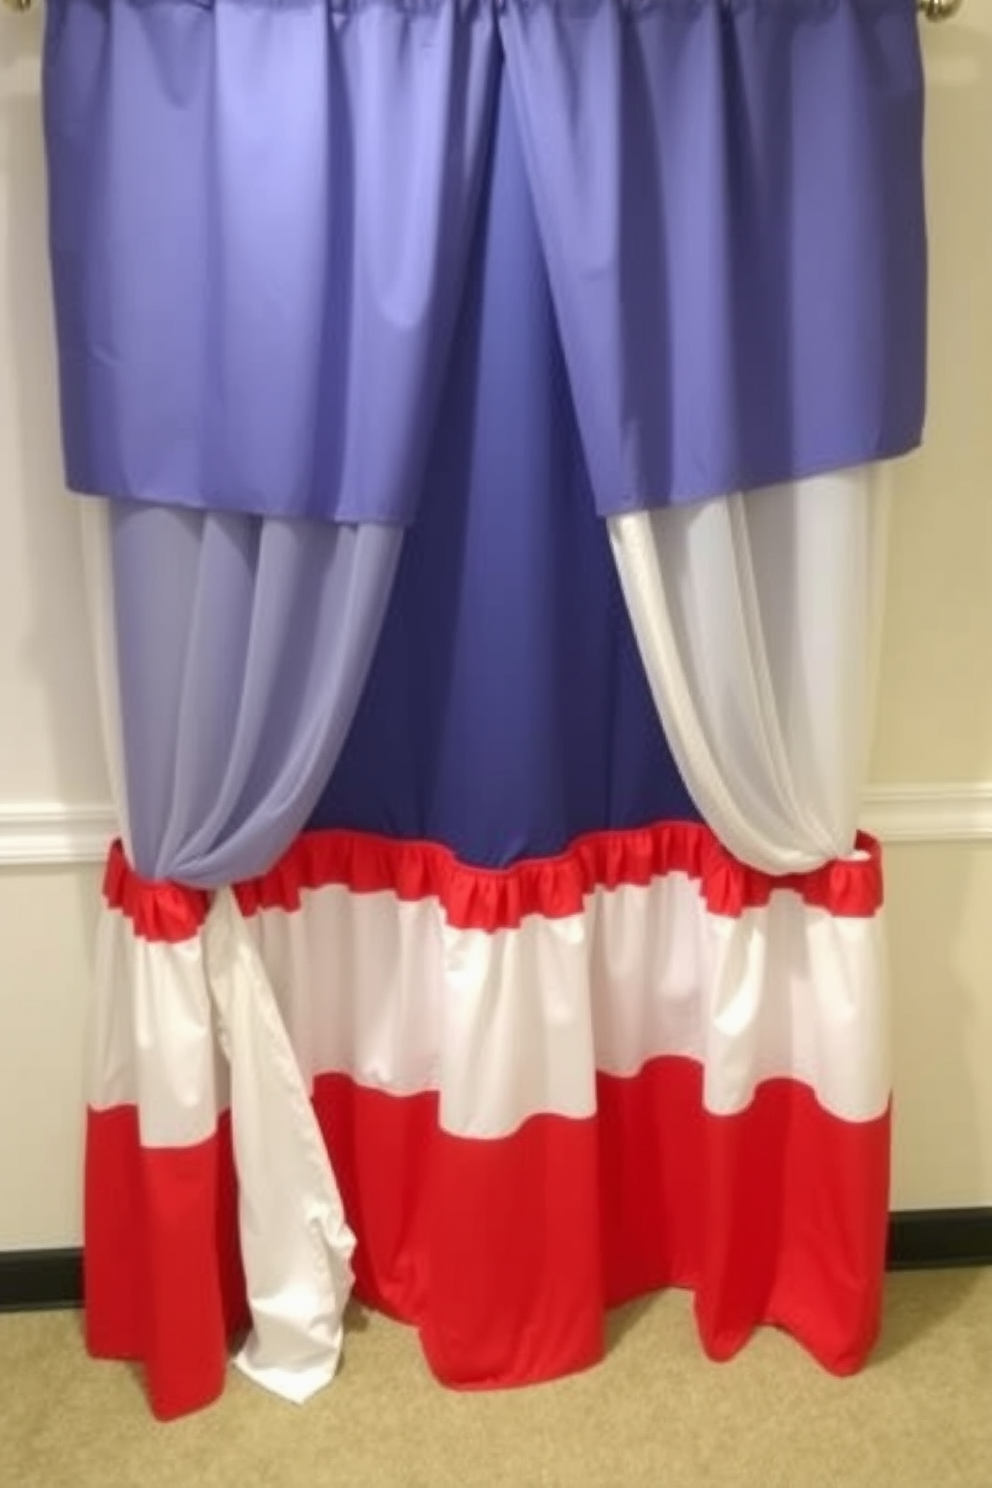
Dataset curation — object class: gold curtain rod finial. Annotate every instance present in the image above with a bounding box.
[919,0,965,18]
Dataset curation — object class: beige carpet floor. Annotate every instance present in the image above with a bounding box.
[1,1271,990,1488]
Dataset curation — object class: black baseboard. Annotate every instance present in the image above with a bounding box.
[0,1248,83,1312]
[887,1208,992,1271]
[1,1212,989,1313]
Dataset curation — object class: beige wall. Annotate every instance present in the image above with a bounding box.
[868,9,992,1210]
[872,12,992,781]
[2,10,992,1250]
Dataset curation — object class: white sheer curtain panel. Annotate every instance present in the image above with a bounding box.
[609,466,892,876]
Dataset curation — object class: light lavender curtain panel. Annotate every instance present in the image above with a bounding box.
[109,504,403,887]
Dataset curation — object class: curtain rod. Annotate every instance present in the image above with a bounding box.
[0,0,968,22]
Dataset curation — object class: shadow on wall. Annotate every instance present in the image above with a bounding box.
[875,17,992,779]
[879,22,992,1213]
[1,15,109,808]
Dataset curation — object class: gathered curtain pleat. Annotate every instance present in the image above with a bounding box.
[608,469,892,875]
[44,0,499,524]
[499,0,926,516]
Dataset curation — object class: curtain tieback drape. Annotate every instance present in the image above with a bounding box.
[204,888,356,1401]
[80,499,405,1414]
[89,849,357,1407]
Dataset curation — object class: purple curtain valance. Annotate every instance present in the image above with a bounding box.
[44,0,926,523]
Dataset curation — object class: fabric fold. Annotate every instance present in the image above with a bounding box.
[44,0,499,523]
[500,0,926,514]
[608,467,892,875]
[204,889,356,1405]
[80,497,404,1412]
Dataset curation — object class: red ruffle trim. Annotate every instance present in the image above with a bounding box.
[104,823,884,942]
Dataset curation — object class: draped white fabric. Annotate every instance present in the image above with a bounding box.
[204,890,356,1403]
[608,467,891,877]
[90,874,356,1401]
[80,497,371,1404]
